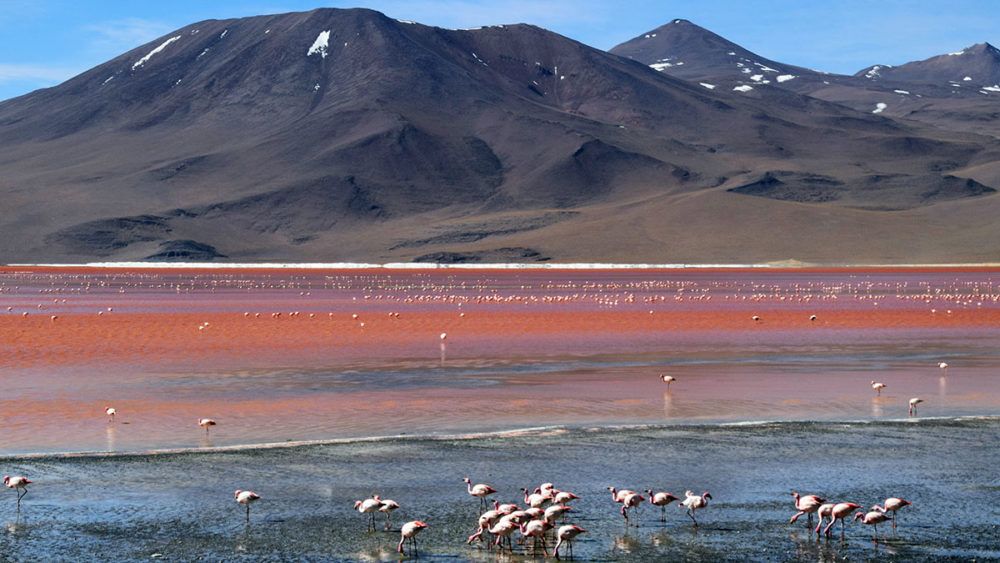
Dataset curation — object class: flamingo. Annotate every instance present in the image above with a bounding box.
[354,497,382,532]
[234,489,260,523]
[809,314,817,321]
[198,418,217,435]
[938,362,948,372]
[489,518,518,552]
[378,497,400,530]
[397,520,428,555]
[871,381,887,395]
[554,524,586,560]
[552,491,579,504]
[467,508,502,548]
[522,487,551,508]
[520,519,551,556]
[813,503,834,535]
[3,476,31,510]
[105,406,116,422]
[608,486,635,504]
[879,498,912,530]
[790,491,826,527]
[646,489,680,522]
[752,315,761,322]
[494,500,519,514]
[854,509,891,541]
[544,504,572,524]
[822,502,860,538]
[620,492,644,525]
[464,477,497,511]
[681,491,711,526]
[909,398,924,416]
[660,374,676,389]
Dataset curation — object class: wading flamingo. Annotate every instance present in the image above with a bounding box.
[608,487,635,504]
[790,491,826,527]
[871,381,887,395]
[520,519,551,556]
[234,490,260,523]
[554,524,586,559]
[877,497,912,530]
[646,489,680,522]
[3,476,31,510]
[681,491,712,526]
[660,374,676,389]
[378,497,400,530]
[198,418,217,435]
[105,407,117,422]
[813,503,834,535]
[854,509,891,541]
[465,477,497,512]
[398,520,428,555]
[354,496,382,532]
[909,398,924,416]
[822,502,860,538]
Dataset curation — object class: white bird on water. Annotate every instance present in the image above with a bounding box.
[909,397,924,416]
[105,406,117,422]
[3,475,32,510]
[660,374,676,389]
[398,520,428,555]
[198,418,217,434]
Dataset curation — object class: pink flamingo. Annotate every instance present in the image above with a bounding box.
[464,477,497,512]
[790,491,826,527]
[908,398,924,416]
[854,509,891,541]
[871,381,886,395]
[489,518,518,553]
[877,498,912,530]
[554,524,586,559]
[544,504,572,524]
[681,490,712,526]
[660,374,676,389]
[607,486,635,504]
[354,496,382,532]
[620,492,644,525]
[378,497,400,530]
[398,520,428,555]
[3,476,31,510]
[520,519,552,556]
[813,503,834,535]
[234,490,260,523]
[198,418,217,435]
[552,490,580,504]
[522,487,551,508]
[105,406,116,422]
[467,508,501,548]
[646,489,680,522]
[822,502,861,538]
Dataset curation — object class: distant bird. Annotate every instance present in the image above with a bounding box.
[440,332,448,341]
[660,374,676,389]
[809,314,817,321]
[909,397,924,415]
[752,315,761,322]
[105,406,117,422]
[354,497,382,532]
[554,524,586,560]
[378,497,400,530]
[854,509,891,541]
[198,418,217,435]
[878,498,912,530]
[790,491,826,527]
[646,489,680,522]
[234,490,260,523]
[522,487,550,509]
[543,504,572,524]
[871,381,887,396]
[489,518,518,552]
[681,491,712,526]
[938,362,949,371]
[822,502,860,538]
[398,520,428,555]
[3,476,31,510]
[465,477,497,511]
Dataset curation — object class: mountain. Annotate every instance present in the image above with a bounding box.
[611,22,1000,137]
[1,8,1000,264]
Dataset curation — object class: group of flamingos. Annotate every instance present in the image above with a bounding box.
[791,491,913,542]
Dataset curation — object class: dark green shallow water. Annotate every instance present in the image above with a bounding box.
[1,418,998,562]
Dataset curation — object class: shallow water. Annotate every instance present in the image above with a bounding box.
[1,419,997,561]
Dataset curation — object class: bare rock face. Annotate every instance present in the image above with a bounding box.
[1,8,999,264]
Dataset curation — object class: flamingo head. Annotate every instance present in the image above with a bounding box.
[372,494,381,502]
[703,492,712,500]
[791,490,800,500]
[234,490,242,498]
[354,500,362,509]
[2,476,8,486]
[414,521,428,530]
[899,499,911,507]
[645,489,653,495]
[463,477,471,484]
[853,511,865,521]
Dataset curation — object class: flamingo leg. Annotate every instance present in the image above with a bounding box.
[841,518,846,540]
[245,504,250,523]
[687,508,698,526]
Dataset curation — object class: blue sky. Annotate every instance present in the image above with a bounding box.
[1,0,998,101]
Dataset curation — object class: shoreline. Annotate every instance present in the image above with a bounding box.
[2,415,995,461]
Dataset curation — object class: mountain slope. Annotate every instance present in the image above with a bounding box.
[1,8,1000,263]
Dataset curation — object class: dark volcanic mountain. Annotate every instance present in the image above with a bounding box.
[611,22,1000,138]
[2,8,1000,264]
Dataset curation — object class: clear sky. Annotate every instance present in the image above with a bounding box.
[1,0,998,101]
